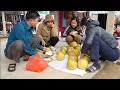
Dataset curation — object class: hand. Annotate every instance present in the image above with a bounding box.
[87,50,90,56]
[41,40,46,47]
[70,32,75,35]
[116,46,119,49]
[23,54,30,60]
[38,52,43,56]
[49,24,54,28]
[43,47,47,52]
[70,32,73,35]
[51,24,54,28]
[71,31,78,36]
[80,53,83,59]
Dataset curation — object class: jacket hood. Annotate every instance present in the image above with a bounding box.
[87,19,100,28]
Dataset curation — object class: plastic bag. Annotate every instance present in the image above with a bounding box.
[26,54,48,72]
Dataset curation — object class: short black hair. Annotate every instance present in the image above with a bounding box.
[80,17,88,26]
[26,11,40,20]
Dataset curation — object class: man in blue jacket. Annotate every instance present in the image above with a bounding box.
[4,11,46,72]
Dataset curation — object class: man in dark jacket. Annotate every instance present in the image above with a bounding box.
[80,17,120,73]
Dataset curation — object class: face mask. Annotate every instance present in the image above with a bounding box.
[80,25,86,34]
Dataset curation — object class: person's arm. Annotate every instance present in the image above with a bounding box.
[51,25,58,37]
[36,23,46,46]
[37,44,44,51]
[81,28,96,54]
[14,25,37,55]
[36,23,44,41]
[66,27,72,36]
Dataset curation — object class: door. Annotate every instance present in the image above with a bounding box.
[98,14,107,29]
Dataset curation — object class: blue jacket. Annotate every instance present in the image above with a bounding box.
[4,20,43,56]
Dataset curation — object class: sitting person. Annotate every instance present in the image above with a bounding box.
[113,27,120,40]
[36,14,59,51]
[4,11,46,72]
[80,17,120,73]
[66,16,82,45]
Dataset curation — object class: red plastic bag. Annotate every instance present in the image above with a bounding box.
[26,54,48,72]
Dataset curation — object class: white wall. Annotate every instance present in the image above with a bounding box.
[50,11,59,34]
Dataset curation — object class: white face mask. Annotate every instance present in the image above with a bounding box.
[80,25,86,34]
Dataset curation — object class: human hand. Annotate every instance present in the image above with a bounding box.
[23,54,30,60]
[38,52,43,56]
[49,24,54,28]
[70,32,73,35]
[80,53,83,59]
[41,40,46,47]
[70,31,75,35]
[116,46,120,49]
[51,24,54,28]
[43,47,47,52]
[71,31,78,35]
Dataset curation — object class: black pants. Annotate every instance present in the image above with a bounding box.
[40,37,59,47]
[90,35,120,63]
[6,36,40,63]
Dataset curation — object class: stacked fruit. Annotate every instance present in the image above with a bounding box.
[57,41,91,70]
[36,47,54,56]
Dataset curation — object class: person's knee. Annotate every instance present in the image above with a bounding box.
[14,40,24,49]
[74,35,81,43]
[30,36,40,44]
[66,35,73,40]
[78,35,82,39]
[66,35,73,44]
[29,36,40,48]
[75,35,81,39]
[53,36,59,41]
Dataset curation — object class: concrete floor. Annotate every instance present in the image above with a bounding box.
[0,38,119,79]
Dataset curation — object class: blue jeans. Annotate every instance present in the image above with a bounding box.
[90,35,120,63]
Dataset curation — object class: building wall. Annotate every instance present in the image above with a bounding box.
[106,11,115,35]
[50,11,59,34]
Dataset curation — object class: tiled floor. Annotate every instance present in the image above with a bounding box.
[0,38,119,79]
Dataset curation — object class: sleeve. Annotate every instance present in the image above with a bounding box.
[51,25,59,37]
[14,26,37,55]
[81,28,96,54]
[36,23,43,40]
[66,27,71,36]
[37,44,44,50]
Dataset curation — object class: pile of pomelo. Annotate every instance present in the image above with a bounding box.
[57,41,91,70]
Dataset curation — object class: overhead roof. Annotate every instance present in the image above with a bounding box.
[90,11,120,16]
[77,11,120,16]
[0,11,24,15]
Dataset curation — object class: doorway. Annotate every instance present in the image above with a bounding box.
[98,14,107,29]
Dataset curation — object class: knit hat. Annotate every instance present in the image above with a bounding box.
[44,14,54,22]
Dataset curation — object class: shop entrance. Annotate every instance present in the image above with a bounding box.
[98,14,107,29]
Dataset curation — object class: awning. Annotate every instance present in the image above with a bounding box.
[90,11,120,16]
[90,11,108,14]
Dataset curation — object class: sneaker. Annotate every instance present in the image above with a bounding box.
[50,46,56,51]
[86,63,101,73]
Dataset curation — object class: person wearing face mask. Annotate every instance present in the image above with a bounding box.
[36,14,59,51]
[80,17,120,73]
[66,16,82,45]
